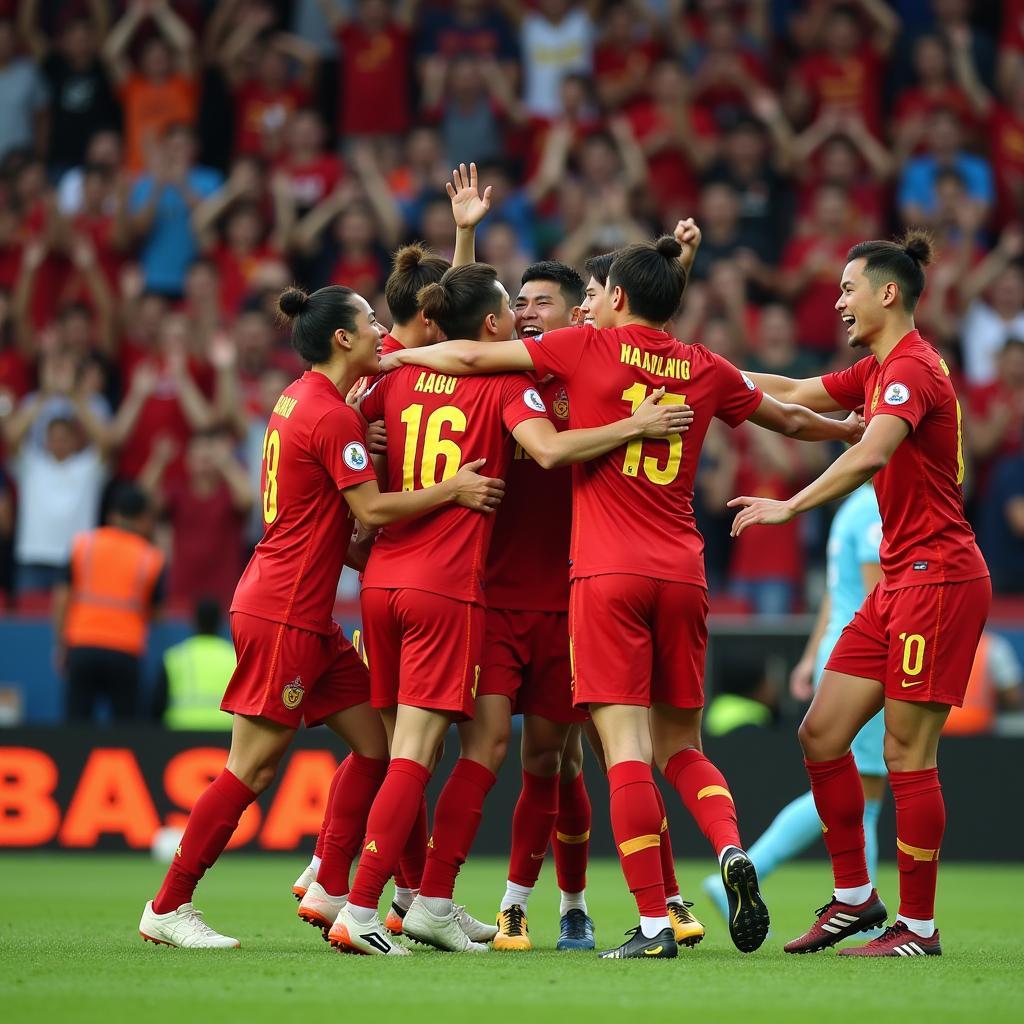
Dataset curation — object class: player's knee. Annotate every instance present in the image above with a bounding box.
[882,733,919,773]
[797,714,830,759]
[242,762,278,794]
[523,745,562,777]
[560,747,583,781]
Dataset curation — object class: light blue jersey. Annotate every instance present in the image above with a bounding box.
[814,485,886,776]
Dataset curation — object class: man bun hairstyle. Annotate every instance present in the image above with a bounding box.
[847,230,934,312]
[385,243,451,326]
[418,263,503,341]
[584,250,617,287]
[521,260,586,306]
[278,284,360,363]
[607,236,687,324]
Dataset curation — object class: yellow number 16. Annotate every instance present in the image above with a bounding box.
[620,382,686,486]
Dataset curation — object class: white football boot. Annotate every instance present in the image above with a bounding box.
[292,864,316,901]
[403,897,488,953]
[328,905,411,956]
[139,901,240,949]
[454,904,499,943]
[298,882,348,938]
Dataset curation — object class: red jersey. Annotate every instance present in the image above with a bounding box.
[282,153,345,211]
[231,371,377,632]
[380,332,403,356]
[234,80,310,156]
[360,367,547,604]
[337,23,410,135]
[486,377,572,612]
[821,331,988,589]
[525,325,763,587]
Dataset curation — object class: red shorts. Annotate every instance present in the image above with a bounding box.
[479,608,586,725]
[360,587,483,720]
[568,574,709,709]
[222,612,370,729]
[826,577,992,706]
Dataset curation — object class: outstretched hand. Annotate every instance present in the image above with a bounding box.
[448,162,492,230]
[727,495,796,537]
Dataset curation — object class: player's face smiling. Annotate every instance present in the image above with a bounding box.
[346,294,386,373]
[837,258,884,349]
[515,281,571,338]
[582,276,609,327]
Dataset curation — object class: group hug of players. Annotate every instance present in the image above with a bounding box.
[138,163,990,960]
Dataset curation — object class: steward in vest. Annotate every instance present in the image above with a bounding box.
[153,598,236,730]
[54,484,165,721]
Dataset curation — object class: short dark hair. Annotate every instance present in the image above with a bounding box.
[385,243,451,325]
[111,482,149,521]
[418,264,503,340]
[278,285,363,363]
[584,250,616,287]
[607,236,687,323]
[521,260,585,306]
[847,230,934,313]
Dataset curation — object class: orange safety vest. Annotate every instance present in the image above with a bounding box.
[943,633,994,735]
[65,527,165,657]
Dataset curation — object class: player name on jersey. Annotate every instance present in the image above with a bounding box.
[619,344,691,381]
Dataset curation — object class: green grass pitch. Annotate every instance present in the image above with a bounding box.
[2,855,1021,1023]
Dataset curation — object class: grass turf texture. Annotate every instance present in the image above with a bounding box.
[2,856,1021,1024]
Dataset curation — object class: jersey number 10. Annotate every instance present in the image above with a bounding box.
[620,382,686,486]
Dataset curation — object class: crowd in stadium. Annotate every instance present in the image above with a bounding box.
[2,0,1024,629]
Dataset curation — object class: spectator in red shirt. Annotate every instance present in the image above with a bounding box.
[778,183,861,355]
[278,109,345,215]
[316,0,417,138]
[592,0,663,113]
[141,428,253,611]
[217,11,317,160]
[968,338,1024,499]
[627,59,715,221]
[785,0,900,138]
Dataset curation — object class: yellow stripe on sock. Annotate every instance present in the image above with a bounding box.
[897,838,940,862]
[555,830,590,845]
[618,833,661,857]
[696,785,733,802]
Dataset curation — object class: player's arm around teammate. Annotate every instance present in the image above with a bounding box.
[731,233,991,957]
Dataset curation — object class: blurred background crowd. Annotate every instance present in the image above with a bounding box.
[3,0,1024,722]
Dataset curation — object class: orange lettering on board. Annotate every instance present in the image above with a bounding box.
[259,751,339,850]
[164,748,261,850]
[59,749,160,848]
[0,747,61,846]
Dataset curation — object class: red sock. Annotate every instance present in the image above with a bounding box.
[507,771,559,887]
[664,748,741,855]
[348,759,431,909]
[607,761,666,917]
[397,796,428,890]
[890,768,944,920]
[313,756,346,860]
[153,769,256,914]
[654,785,680,900]
[317,753,388,896]
[419,758,496,899]
[805,753,868,889]
[554,770,591,894]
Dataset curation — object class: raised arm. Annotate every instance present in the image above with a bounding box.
[746,392,863,443]
[12,240,48,360]
[729,414,907,535]
[342,457,505,527]
[449,163,492,268]
[856,0,900,56]
[349,143,403,250]
[69,235,115,356]
[152,0,197,78]
[743,373,843,412]
[103,1,147,85]
[511,387,693,469]
[382,339,535,376]
[17,0,47,61]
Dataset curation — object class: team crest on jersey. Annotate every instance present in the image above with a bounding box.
[282,678,305,709]
[523,387,547,412]
[343,441,369,471]
[884,382,910,406]
[553,386,570,420]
